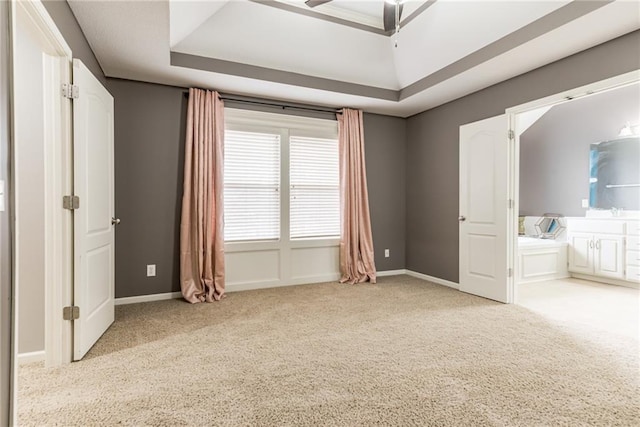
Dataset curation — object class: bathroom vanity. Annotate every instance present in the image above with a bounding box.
[567,216,639,287]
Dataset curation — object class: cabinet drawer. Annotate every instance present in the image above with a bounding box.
[626,250,640,267]
[627,221,640,237]
[628,236,640,251]
[626,265,640,283]
[569,219,625,235]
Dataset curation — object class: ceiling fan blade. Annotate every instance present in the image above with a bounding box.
[383,2,403,32]
[305,0,332,7]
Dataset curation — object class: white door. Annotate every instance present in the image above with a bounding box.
[459,115,510,303]
[72,59,115,360]
[568,232,593,274]
[594,234,625,279]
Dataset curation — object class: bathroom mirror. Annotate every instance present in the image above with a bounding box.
[589,136,640,210]
[534,214,565,239]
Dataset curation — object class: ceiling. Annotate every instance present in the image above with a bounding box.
[523,82,640,141]
[68,0,640,117]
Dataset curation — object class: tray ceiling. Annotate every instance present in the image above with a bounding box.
[68,0,640,117]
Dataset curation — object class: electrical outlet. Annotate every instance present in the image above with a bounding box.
[146,264,156,277]
[581,199,589,208]
[384,249,390,258]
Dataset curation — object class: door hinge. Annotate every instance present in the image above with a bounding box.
[508,199,515,209]
[508,130,515,140]
[63,195,80,210]
[61,83,79,99]
[508,268,513,278]
[63,306,80,321]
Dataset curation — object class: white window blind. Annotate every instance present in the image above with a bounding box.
[290,135,340,239]
[224,130,280,242]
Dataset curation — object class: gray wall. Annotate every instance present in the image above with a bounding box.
[0,1,13,423]
[520,84,640,217]
[363,113,406,271]
[108,78,407,297]
[107,79,187,298]
[41,0,106,86]
[406,30,640,283]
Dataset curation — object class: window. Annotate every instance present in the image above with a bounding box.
[290,136,340,239]
[224,110,339,243]
[224,130,280,242]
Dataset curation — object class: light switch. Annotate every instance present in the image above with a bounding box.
[384,249,390,258]
[581,199,589,208]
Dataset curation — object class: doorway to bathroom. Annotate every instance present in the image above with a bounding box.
[509,75,640,344]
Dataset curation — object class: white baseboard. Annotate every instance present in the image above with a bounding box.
[114,270,459,305]
[570,273,639,290]
[17,350,45,365]
[377,269,407,277]
[405,270,460,290]
[115,291,183,306]
[228,270,419,290]
[368,268,460,290]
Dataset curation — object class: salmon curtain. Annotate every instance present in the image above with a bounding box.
[180,88,225,303]
[338,108,377,284]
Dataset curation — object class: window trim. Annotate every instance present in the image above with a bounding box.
[225,108,339,138]
[224,108,339,247]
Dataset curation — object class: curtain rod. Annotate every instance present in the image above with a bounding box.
[183,91,342,115]
[221,97,342,115]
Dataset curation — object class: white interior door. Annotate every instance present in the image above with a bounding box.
[459,115,510,303]
[72,59,115,360]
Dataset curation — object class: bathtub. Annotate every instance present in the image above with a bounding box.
[517,236,569,284]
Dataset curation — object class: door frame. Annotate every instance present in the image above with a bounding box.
[505,69,640,303]
[1,1,13,425]
[11,0,74,374]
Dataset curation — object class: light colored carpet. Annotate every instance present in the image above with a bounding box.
[517,277,640,346]
[19,275,640,426]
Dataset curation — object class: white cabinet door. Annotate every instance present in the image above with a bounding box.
[594,234,625,279]
[459,115,510,303]
[568,232,593,274]
[72,59,115,360]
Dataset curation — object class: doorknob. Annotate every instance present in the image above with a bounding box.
[458,216,466,222]
[111,217,121,226]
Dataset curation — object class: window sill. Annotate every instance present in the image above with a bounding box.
[290,237,340,248]
[225,237,339,253]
